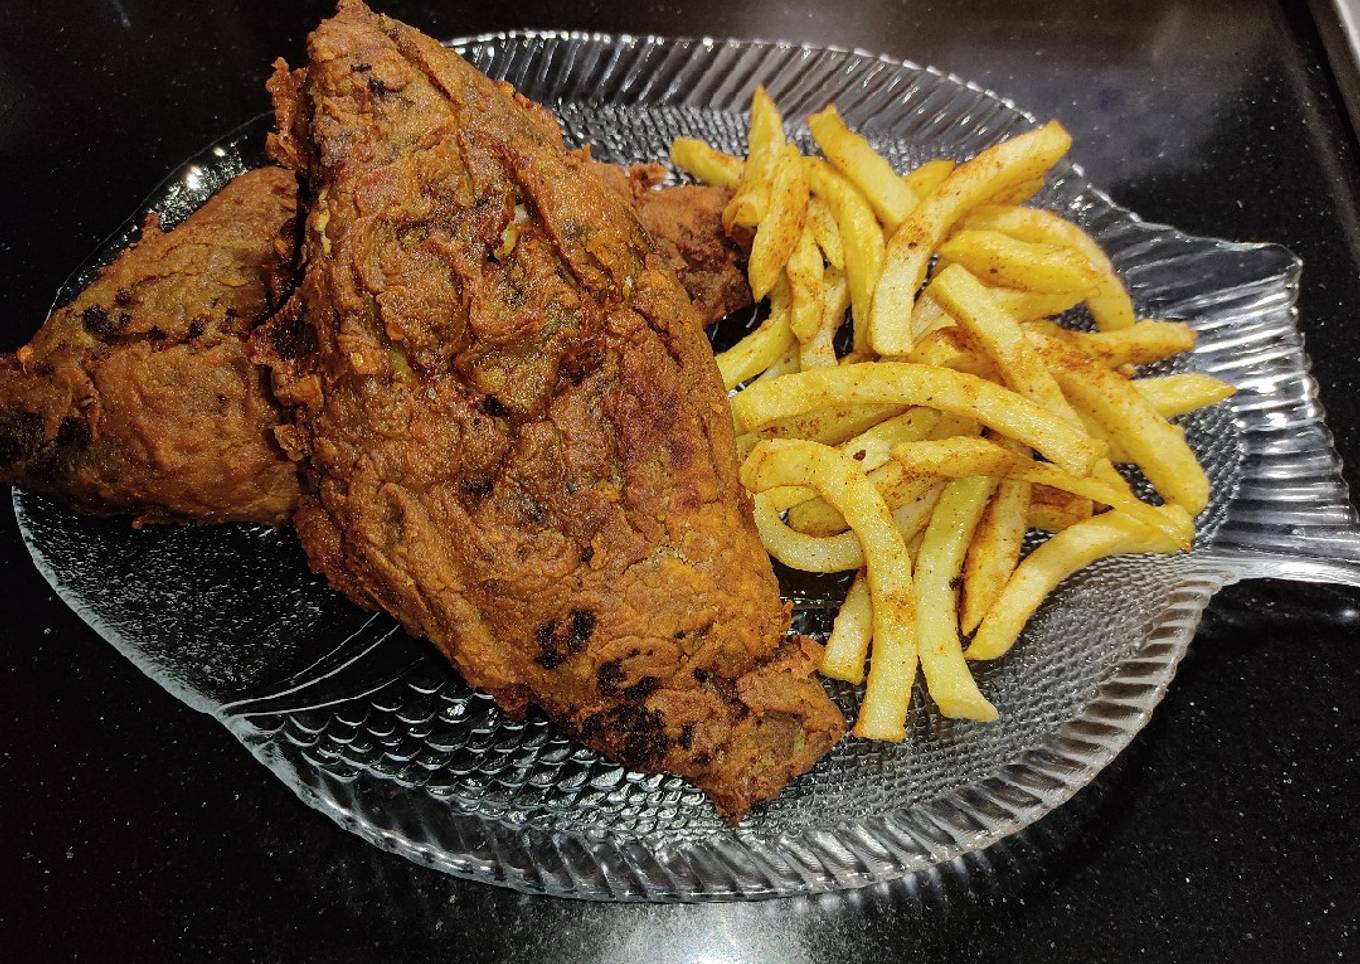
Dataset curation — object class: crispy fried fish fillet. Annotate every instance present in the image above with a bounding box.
[0,166,301,523]
[258,0,842,819]
[0,166,748,525]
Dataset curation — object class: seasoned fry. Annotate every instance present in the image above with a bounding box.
[760,408,941,516]
[786,226,826,342]
[937,229,1100,294]
[756,343,801,381]
[749,144,810,300]
[724,85,785,229]
[1028,318,1197,366]
[717,276,794,389]
[902,158,955,199]
[741,440,919,741]
[669,137,743,188]
[798,265,847,370]
[962,204,1135,330]
[806,196,844,269]
[890,436,1194,547]
[809,105,917,229]
[989,175,1046,205]
[805,157,883,352]
[1027,485,1094,531]
[870,121,1073,355]
[915,476,1000,720]
[822,571,873,683]
[750,492,865,572]
[1036,334,1209,512]
[966,511,1180,661]
[927,264,1082,424]
[731,362,1106,476]
[961,477,1031,634]
[1133,372,1236,416]
[990,287,1087,321]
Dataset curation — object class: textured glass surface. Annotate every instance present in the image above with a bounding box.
[15,35,1360,901]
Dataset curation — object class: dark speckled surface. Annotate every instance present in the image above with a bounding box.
[1,1,1358,960]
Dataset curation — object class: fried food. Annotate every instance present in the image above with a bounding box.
[0,166,301,524]
[0,159,752,528]
[258,0,843,820]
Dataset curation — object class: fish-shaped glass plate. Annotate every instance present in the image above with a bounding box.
[15,34,1360,901]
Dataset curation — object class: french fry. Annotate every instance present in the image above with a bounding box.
[751,492,865,572]
[1035,334,1210,512]
[822,571,873,683]
[786,227,826,342]
[937,230,1100,294]
[669,137,743,188]
[809,105,917,229]
[717,276,794,389]
[1027,485,1094,531]
[789,461,941,535]
[1133,372,1236,416]
[799,265,847,370]
[870,121,1073,355]
[731,362,1106,477]
[806,196,844,269]
[760,408,941,515]
[989,175,1046,205]
[789,411,977,534]
[749,144,810,300]
[723,85,785,230]
[990,287,1086,321]
[966,511,1180,660]
[915,476,1000,720]
[927,264,1082,424]
[741,440,919,740]
[735,399,903,446]
[910,292,955,341]
[962,204,1135,330]
[961,476,1031,634]
[756,343,801,381]
[805,157,884,352]
[1028,318,1197,367]
[890,436,1194,548]
[903,158,955,199]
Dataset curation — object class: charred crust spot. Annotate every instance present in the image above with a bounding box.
[852,449,867,461]
[578,545,594,563]
[81,305,116,337]
[114,288,133,307]
[566,609,596,652]
[148,326,166,341]
[187,320,205,339]
[623,676,659,701]
[481,394,507,418]
[270,312,309,362]
[692,667,710,683]
[56,416,90,448]
[459,477,493,503]
[215,394,228,406]
[678,723,694,750]
[596,659,623,696]
[949,575,963,591]
[366,75,389,97]
[0,410,43,468]
[117,312,132,329]
[692,751,712,768]
[674,629,686,640]
[534,619,565,669]
[580,705,668,770]
[224,307,238,321]
[350,62,372,73]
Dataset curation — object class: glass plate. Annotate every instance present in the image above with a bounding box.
[15,34,1360,901]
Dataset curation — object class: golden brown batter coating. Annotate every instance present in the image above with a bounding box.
[260,0,842,819]
[0,166,301,524]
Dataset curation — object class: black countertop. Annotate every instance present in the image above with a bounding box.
[2,1,1358,960]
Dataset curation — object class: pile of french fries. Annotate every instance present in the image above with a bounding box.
[670,90,1235,741]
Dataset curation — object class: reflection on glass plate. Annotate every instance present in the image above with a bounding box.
[15,34,1360,900]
